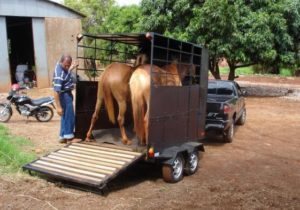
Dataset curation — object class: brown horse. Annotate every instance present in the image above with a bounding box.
[85,54,147,145]
[129,62,194,145]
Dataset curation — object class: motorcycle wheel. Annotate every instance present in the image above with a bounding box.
[35,106,53,122]
[0,104,12,123]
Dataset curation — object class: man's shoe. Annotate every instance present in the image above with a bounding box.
[67,138,82,143]
[58,139,67,144]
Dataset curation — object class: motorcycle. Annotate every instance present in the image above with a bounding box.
[0,84,55,123]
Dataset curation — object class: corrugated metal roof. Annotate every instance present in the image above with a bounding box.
[44,0,86,18]
[0,0,85,18]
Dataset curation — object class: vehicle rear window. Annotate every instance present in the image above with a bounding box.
[208,82,217,94]
[208,82,234,95]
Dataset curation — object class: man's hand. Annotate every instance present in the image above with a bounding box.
[53,91,63,116]
[56,106,63,116]
[69,60,79,70]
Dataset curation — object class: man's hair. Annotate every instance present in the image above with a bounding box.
[60,54,72,63]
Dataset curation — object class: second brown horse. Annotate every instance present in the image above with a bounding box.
[129,62,194,145]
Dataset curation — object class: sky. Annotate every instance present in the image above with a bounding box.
[51,0,141,6]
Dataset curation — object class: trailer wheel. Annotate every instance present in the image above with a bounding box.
[223,122,234,143]
[162,154,184,183]
[236,109,246,125]
[184,150,199,175]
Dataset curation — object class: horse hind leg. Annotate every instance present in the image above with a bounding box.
[142,99,150,146]
[85,85,104,142]
[117,100,131,145]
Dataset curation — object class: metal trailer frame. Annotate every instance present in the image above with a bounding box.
[75,32,208,159]
[23,32,209,189]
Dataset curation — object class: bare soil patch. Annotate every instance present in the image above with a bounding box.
[0,77,299,210]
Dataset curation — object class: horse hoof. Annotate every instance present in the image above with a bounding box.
[121,139,128,145]
[85,138,94,142]
[139,142,146,146]
[126,140,132,146]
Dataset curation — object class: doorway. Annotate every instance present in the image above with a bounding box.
[6,17,35,84]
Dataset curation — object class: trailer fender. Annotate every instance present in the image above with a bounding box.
[161,142,205,165]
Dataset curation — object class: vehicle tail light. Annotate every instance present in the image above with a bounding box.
[223,105,230,114]
[148,147,155,158]
[200,131,205,137]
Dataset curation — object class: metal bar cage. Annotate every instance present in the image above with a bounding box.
[75,33,203,85]
[74,33,208,149]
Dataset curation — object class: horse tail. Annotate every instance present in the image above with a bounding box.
[102,67,116,124]
[130,75,145,142]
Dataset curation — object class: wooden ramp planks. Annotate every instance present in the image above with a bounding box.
[23,142,145,188]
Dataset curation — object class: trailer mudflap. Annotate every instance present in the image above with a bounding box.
[23,142,145,189]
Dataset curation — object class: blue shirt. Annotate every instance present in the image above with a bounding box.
[53,63,74,92]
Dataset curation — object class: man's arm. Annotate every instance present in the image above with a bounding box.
[53,91,63,116]
[69,60,79,71]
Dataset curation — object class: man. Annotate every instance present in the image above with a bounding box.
[53,54,79,143]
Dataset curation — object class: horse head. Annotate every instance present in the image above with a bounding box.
[162,61,195,86]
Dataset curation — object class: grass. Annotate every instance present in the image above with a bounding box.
[219,66,254,75]
[0,124,36,174]
[219,66,295,77]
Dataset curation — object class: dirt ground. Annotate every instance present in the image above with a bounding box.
[0,76,299,210]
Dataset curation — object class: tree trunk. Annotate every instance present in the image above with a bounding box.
[270,65,280,74]
[209,57,221,79]
[227,62,236,81]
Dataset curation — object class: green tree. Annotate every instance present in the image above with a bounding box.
[64,0,115,33]
[282,0,300,75]
[140,0,202,40]
[189,0,289,80]
[140,0,300,79]
[100,5,143,63]
[101,5,142,33]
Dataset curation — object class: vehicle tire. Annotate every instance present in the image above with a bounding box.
[236,109,246,125]
[0,104,12,123]
[35,106,53,122]
[184,150,199,175]
[162,154,184,183]
[223,122,234,143]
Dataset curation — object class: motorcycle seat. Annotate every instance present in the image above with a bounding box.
[31,97,54,106]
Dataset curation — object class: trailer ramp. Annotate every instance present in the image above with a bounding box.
[23,142,145,189]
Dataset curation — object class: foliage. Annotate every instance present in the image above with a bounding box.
[100,5,142,63]
[65,1,143,79]
[140,0,202,41]
[64,0,115,34]
[101,5,142,33]
[140,0,300,80]
[0,124,35,174]
[65,0,300,79]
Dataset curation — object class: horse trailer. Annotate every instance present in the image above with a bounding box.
[23,32,209,191]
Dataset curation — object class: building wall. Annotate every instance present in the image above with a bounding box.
[32,17,49,88]
[45,17,82,86]
[0,17,11,92]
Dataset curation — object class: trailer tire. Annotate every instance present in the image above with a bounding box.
[223,122,234,143]
[162,154,184,183]
[184,150,199,175]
